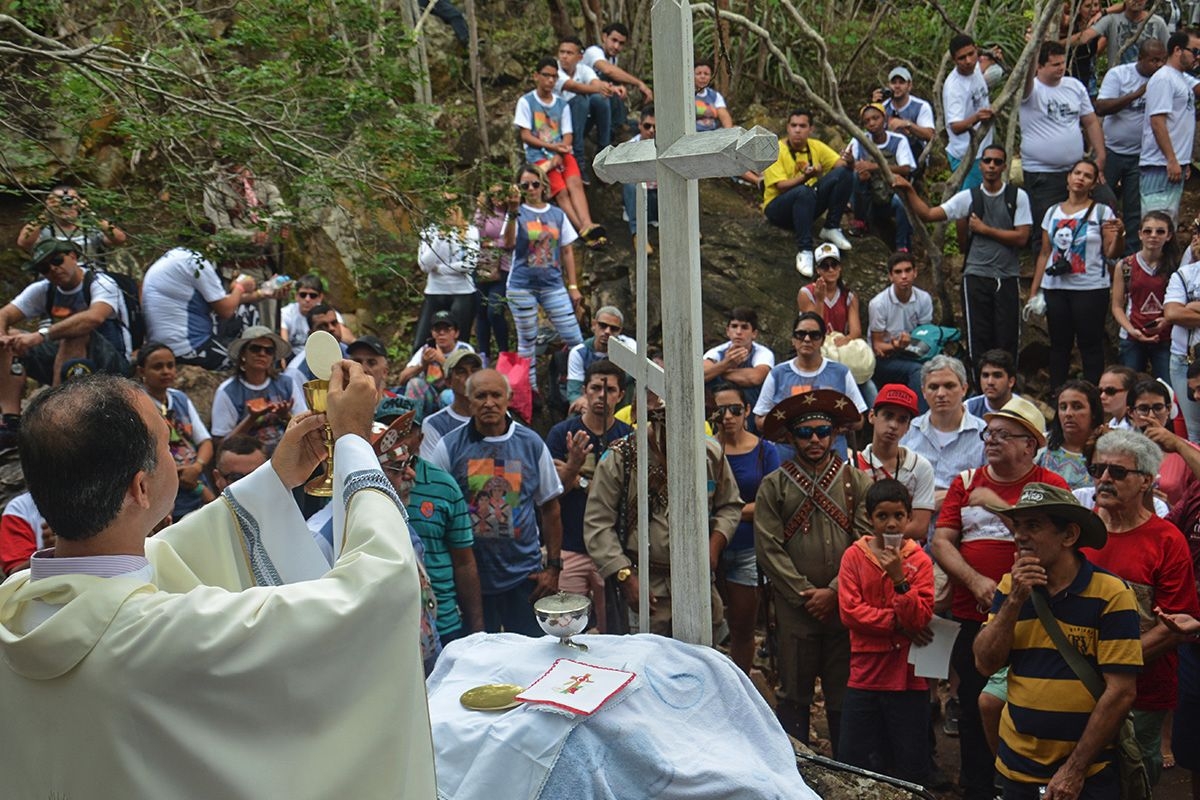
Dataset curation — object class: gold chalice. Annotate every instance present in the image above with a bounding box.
[300,329,344,498]
[303,378,334,497]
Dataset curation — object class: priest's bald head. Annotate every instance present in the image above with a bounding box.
[19,374,178,548]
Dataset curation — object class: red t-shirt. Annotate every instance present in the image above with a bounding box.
[0,493,45,576]
[937,465,1070,622]
[1083,516,1200,710]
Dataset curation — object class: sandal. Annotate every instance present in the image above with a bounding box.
[1163,753,1175,770]
[580,224,607,243]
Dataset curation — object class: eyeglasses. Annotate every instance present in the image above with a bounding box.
[980,429,1033,443]
[519,180,542,190]
[980,157,1005,165]
[790,424,833,439]
[297,290,320,299]
[715,404,745,417]
[1132,402,1168,415]
[219,471,248,484]
[36,254,66,274]
[595,321,622,333]
[1188,47,1200,57]
[1087,462,1147,480]
[1098,386,1124,396]
[792,329,824,340]
[1140,227,1170,236]
[245,343,276,356]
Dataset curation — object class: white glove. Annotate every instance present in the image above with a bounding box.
[1022,290,1046,321]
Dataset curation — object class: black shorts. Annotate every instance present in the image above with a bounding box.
[177,338,230,371]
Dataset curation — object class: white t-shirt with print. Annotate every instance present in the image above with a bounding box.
[1140,65,1200,167]
[943,67,993,160]
[1019,77,1093,171]
[1039,203,1115,291]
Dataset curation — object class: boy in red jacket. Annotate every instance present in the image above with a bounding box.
[837,479,935,784]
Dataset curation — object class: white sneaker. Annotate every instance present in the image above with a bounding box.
[795,250,814,277]
[820,227,853,250]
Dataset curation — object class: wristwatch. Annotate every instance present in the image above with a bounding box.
[37,325,50,342]
[615,566,633,582]
[546,557,563,570]
[893,580,911,595]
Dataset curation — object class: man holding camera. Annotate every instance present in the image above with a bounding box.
[873,67,935,179]
[16,184,127,267]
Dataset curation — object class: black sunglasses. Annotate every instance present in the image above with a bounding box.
[714,404,745,417]
[1098,386,1124,396]
[297,290,320,299]
[519,180,542,190]
[596,321,622,333]
[1086,462,1146,481]
[36,254,66,274]
[791,424,833,439]
[980,156,1005,165]
[245,343,276,356]
[792,329,824,340]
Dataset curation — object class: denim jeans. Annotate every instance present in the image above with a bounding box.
[482,580,544,636]
[851,179,912,250]
[763,167,853,250]
[1104,150,1141,254]
[1118,337,1170,382]
[1169,352,1200,441]
[622,183,659,234]
[873,356,927,411]
[568,92,612,174]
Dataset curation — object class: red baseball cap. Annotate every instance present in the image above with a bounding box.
[873,384,919,416]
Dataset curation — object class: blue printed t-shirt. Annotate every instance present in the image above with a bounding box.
[695,86,725,131]
[547,416,633,554]
[429,418,564,594]
[508,203,578,286]
[726,439,780,550]
[406,458,474,637]
[141,247,228,356]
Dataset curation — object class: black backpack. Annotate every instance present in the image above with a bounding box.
[46,268,146,351]
[961,182,1020,261]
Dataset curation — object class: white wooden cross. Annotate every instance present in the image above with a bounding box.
[593,0,776,646]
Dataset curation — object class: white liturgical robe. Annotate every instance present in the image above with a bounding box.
[0,436,436,799]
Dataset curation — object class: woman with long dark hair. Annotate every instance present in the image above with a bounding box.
[1112,210,1179,381]
[1028,159,1124,387]
[710,382,778,675]
[1037,379,1103,490]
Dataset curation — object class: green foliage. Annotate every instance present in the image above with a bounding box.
[0,0,459,307]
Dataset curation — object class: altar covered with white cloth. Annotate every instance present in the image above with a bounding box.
[428,633,820,800]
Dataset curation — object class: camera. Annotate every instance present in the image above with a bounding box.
[879,87,893,101]
[1046,256,1073,277]
[59,195,77,207]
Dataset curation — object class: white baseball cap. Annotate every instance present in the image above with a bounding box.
[814,243,841,265]
[888,66,912,82]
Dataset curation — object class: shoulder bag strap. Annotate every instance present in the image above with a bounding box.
[1029,587,1106,700]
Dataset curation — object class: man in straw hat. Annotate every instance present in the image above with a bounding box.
[975,483,1142,800]
[754,388,871,754]
[931,395,1070,800]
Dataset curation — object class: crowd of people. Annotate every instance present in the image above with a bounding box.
[6,7,1200,800]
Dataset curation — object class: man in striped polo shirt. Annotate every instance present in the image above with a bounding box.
[376,396,484,646]
[975,484,1142,800]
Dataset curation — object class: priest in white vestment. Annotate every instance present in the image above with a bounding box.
[0,364,436,799]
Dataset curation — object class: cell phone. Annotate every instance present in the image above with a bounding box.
[425,338,436,349]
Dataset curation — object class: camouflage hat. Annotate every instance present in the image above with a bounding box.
[25,239,80,272]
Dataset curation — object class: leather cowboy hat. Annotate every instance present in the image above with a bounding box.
[761,388,861,444]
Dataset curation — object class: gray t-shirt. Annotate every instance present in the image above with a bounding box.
[940,184,1033,279]
[1091,12,1169,67]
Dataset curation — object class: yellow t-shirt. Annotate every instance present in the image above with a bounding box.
[614,405,715,436]
[761,137,844,208]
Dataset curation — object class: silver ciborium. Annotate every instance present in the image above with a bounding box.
[533,591,591,651]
